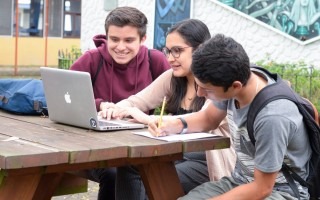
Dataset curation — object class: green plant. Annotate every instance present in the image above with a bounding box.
[58,46,82,69]
[155,60,320,113]
[256,59,320,111]
[154,106,161,115]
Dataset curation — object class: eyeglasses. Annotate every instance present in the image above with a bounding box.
[162,46,191,58]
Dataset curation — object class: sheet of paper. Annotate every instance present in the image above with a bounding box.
[133,131,218,142]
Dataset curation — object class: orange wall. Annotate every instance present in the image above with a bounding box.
[0,37,80,67]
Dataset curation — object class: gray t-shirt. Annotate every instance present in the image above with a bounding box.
[213,69,311,197]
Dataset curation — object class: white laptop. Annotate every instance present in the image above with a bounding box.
[40,67,145,131]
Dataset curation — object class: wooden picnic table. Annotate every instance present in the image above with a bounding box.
[0,110,230,200]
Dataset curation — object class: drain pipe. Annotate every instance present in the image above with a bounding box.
[44,0,49,66]
[14,0,19,76]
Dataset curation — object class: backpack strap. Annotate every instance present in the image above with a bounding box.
[303,97,320,125]
[148,49,156,80]
[92,54,103,87]
[247,66,287,143]
[148,49,156,115]
[282,164,302,199]
[0,95,8,103]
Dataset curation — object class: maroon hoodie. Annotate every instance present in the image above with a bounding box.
[71,35,170,110]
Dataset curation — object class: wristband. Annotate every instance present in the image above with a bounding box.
[178,117,188,134]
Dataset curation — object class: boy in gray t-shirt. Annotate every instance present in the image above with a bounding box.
[149,34,312,200]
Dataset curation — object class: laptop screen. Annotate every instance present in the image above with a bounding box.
[40,67,145,131]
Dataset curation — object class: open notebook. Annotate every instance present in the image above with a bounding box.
[40,67,145,131]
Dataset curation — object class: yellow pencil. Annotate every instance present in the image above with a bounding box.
[158,96,167,130]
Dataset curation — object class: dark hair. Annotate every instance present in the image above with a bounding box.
[191,34,251,92]
[165,19,210,114]
[105,6,148,39]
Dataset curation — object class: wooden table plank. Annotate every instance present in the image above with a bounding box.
[183,137,231,152]
[0,116,129,165]
[0,134,67,169]
[33,117,185,158]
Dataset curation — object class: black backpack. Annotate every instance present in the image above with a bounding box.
[247,66,320,200]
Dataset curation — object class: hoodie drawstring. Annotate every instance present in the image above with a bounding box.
[134,57,138,93]
[109,61,114,102]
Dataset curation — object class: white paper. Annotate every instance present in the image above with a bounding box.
[1,136,19,142]
[133,131,218,142]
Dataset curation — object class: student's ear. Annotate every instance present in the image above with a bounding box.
[141,35,147,43]
[232,81,243,90]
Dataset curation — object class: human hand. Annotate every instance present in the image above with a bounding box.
[99,103,151,123]
[108,107,152,124]
[99,102,120,120]
[116,107,153,125]
[148,117,183,137]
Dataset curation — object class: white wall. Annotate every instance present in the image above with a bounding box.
[81,0,156,51]
[82,0,320,67]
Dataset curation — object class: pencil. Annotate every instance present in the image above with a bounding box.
[158,96,167,130]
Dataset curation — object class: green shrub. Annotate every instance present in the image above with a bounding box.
[256,60,320,111]
[155,60,320,114]
[58,46,82,69]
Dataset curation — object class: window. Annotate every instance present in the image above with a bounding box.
[13,0,44,37]
[0,0,12,35]
[0,0,81,37]
[48,0,63,37]
[63,0,81,37]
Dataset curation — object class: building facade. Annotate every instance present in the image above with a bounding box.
[82,0,320,67]
[0,0,81,67]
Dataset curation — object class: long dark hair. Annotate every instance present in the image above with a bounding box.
[165,19,211,114]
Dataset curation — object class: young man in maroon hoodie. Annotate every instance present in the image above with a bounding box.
[71,7,170,111]
[70,6,170,200]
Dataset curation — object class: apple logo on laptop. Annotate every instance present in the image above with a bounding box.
[64,92,72,103]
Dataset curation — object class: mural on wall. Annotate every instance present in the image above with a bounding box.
[219,0,320,41]
[153,0,191,50]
